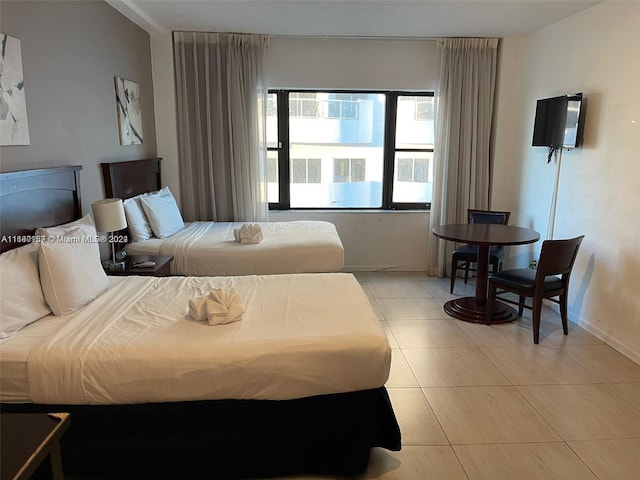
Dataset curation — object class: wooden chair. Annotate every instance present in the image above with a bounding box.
[486,235,584,344]
[450,209,511,294]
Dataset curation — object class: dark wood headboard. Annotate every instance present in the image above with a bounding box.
[101,158,162,199]
[0,165,83,253]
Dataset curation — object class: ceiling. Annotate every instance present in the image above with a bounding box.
[108,0,600,38]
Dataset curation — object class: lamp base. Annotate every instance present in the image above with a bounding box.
[103,260,126,271]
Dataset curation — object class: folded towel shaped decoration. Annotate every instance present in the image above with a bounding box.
[233,223,263,244]
[188,288,245,325]
[207,288,245,325]
[188,296,209,321]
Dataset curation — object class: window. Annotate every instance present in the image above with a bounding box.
[292,158,321,183]
[397,157,430,183]
[334,158,365,183]
[269,90,434,209]
[413,96,435,120]
[328,93,360,119]
[289,92,320,118]
[267,154,278,183]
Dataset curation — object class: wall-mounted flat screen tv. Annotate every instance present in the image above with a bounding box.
[532,93,583,148]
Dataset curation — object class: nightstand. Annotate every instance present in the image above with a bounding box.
[0,412,71,480]
[105,255,174,277]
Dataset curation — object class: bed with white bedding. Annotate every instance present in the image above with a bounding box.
[0,165,400,479]
[125,220,344,276]
[101,158,345,276]
[2,273,390,405]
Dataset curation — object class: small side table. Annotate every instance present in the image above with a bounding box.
[0,413,71,480]
[105,254,174,277]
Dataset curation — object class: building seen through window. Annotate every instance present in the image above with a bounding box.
[267,91,434,209]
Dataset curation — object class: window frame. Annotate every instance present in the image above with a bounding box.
[268,89,434,211]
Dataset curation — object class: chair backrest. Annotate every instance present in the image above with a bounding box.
[468,209,511,225]
[536,235,585,280]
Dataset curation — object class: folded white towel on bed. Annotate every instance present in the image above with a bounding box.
[233,223,263,244]
[188,289,244,325]
[188,296,209,321]
[207,288,245,325]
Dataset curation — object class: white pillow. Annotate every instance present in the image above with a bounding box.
[123,195,154,242]
[38,225,109,316]
[140,186,185,239]
[0,243,52,342]
[35,214,94,240]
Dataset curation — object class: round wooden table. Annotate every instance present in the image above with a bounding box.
[433,223,540,323]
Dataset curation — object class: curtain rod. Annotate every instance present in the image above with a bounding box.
[270,34,440,41]
[172,31,496,42]
[172,30,440,41]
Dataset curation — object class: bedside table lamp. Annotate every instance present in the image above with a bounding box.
[91,198,127,270]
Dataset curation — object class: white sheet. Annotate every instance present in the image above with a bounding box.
[124,221,344,276]
[1,273,389,405]
[0,278,127,402]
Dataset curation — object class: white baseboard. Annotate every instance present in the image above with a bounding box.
[343,265,428,272]
[575,316,640,366]
[542,301,639,364]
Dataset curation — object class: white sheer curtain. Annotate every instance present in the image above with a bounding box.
[427,38,499,276]
[173,32,269,222]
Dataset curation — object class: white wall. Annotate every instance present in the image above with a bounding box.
[493,2,640,361]
[270,210,428,271]
[267,37,436,89]
[150,35,436,271]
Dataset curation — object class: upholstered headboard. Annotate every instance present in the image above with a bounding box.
[0,165,83,253]
[101,158,162,199]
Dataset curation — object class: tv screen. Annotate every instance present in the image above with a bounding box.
[532,93,583,148]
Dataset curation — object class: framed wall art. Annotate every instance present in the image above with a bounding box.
[114,76,143,145]
[0,33,31,146]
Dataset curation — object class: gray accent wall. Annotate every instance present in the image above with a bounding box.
[0,0,157,213]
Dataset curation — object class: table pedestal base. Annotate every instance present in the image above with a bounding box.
[444,297,518,324]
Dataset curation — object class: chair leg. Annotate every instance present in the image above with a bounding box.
[450,258,458,294]
[560,293,569,335]
[489,258,498,275]
[518,296,525,317]
[532,294,543,344]
[486,282,496,325]
[463,262,470,284]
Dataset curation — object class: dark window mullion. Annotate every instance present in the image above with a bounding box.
[395,148,434,153]
[382,92,398,209]
[277,90,290,209]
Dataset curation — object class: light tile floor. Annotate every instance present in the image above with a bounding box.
[276,272,640,480]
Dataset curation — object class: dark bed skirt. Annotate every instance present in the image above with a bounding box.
[2,387,401,479]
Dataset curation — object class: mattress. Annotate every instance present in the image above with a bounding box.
[0,273,389,405]
[124,221,344,276]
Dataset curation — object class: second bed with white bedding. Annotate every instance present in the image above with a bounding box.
[124,221,345,276]
[1,273,389,405]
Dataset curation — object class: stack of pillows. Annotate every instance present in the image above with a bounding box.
[123,186,184,242]
[0,186,184,342]
[0,215,108,341]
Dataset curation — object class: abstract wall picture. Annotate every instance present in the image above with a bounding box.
[0,33,31,146]
[114,76,143,145]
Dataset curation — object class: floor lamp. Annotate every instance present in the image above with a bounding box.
[92,198,127,270]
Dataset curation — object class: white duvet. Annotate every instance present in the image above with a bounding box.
[20,273,389,405]
[124,221,344,276]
